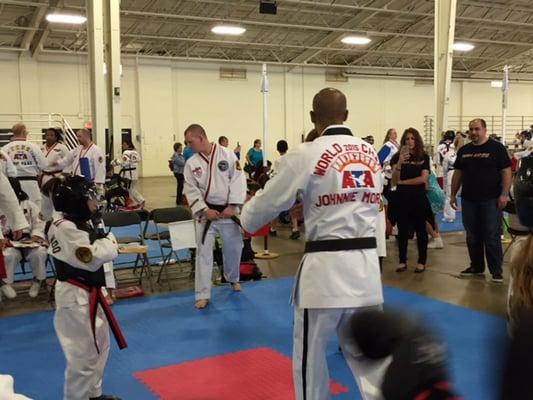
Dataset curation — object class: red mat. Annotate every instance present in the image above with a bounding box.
[135,347,349,399]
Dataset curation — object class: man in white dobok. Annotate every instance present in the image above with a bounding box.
[183,124,246,309]
[242,88,388,400]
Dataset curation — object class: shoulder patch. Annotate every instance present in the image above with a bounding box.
[218,160,229,171]
[75,247,93,263]
[98,156,104,164]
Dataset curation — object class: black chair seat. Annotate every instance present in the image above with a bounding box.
[508,227,529,236]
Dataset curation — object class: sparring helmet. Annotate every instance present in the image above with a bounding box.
[514,155,533,229]
[443,130,456,142]
[52,175,98,221]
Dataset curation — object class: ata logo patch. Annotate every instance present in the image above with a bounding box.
[341,170,375,188]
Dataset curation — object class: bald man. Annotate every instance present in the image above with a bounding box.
[55,129,106,189]
[183,124,247,309]
[242,88,387,399]
[2,123,48,209]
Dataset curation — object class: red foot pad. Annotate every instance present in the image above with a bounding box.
[135,347,349,399]
[113,286,145,299]
[244,224,270,238]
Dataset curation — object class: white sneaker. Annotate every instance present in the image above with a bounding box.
[1,284,17,299]
[428,237,444,249]
[28,280,42,298]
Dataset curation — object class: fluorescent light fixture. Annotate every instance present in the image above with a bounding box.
[453,42,474,52]
[341,36,371,45]
[46,13,87,24]
[211,25,246,35]
[491,80,503,88]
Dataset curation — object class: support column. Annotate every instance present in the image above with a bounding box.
[434,0,457,144]
[87,0,106,147]
[104,0,122,161]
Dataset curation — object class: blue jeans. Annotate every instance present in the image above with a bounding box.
[461,198,503,276]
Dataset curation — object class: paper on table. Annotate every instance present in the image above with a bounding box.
[168,220,196,250]
[10,241,40,248]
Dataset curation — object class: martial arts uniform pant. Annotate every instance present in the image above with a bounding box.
[2,247,47,284]
[19,180,41,210]
[443,170,456,221]
[128,180,144,205]
[293,305,389,400]
[40,174,59,221]
[54,303,110,400]
[194,219,243,300]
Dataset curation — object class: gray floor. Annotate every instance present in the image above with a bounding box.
[0,176,510,318]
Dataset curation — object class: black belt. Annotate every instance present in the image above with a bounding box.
[304,237,377,253]
[201,203,242,245]
[121,167,136,172]
[17,176,38,181]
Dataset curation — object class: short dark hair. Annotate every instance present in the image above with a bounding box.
[123,139,135,150]
[184,124,206,137]
[174,142,182,152]
[469,118,487,128]
[45,127,62,142]
[218,135,228,145]
[276,140,288,153]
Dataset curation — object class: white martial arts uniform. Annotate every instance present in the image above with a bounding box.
[434,141,453,175]
[0,374,31,400]
[0,150,17,178]
[184,143,247,301]
[40,142,69,221]
[58,143,106,185]
[2,138,48,209]
[1,199,47,286]
[49,218,119,400]
[242,125,388,400]
[442,149,457,222]
[113,149,144,205]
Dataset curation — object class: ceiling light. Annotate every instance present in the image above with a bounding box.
[491,80,503,88]
[453,42,474,52]
[211,25,246,35]
[46,13,87,24]
[341,36,371,45]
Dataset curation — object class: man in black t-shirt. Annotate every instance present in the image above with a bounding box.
[450,118,512,282]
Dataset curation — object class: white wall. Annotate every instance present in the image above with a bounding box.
[0,52,532,177]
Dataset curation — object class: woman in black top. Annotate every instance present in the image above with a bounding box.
[390,128,431,273]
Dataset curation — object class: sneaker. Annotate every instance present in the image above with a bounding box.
[28,280,42,298]
[290,231,300,240]
[491,274,504,283]
[0,284,16,299]
[460,267,484,277]
[427,237,444,249]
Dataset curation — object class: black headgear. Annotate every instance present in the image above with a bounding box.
[514,156,533,229]
[52,175,98,222]
[443,130,455,142]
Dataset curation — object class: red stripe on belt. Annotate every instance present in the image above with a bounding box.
[0,252,6,280]
[66,279,128,352]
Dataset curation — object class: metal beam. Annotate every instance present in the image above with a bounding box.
[20,3,48,50]
[118,9,533,48]
[0,0,47,6]
[434,0,457,137]
[29,0,59,57]
[287,0,394,66]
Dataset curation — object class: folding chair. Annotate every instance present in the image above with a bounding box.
[102,210,152,289]
[143,207,193,288]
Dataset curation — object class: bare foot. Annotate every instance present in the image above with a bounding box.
[231,282,242,292]
[195,299,209,309]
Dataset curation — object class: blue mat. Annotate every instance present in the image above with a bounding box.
[0,278,506,399]
[437,210,464,233]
